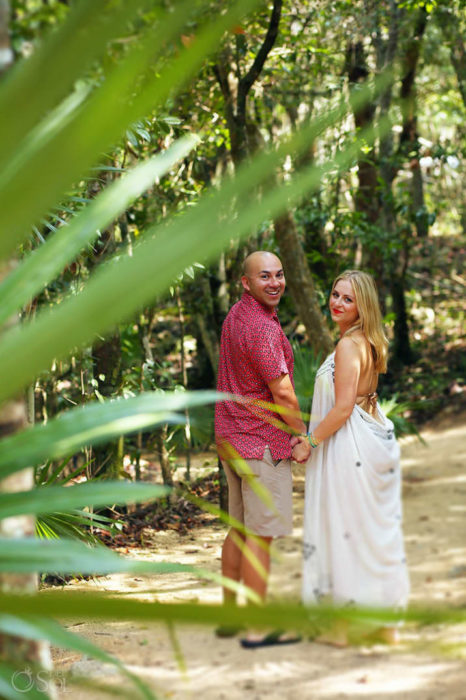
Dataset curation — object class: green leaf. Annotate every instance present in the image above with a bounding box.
[0,134,199,326]
[0,591,464,632]
[0,0,151,171]
[0,390,219,478]
[0,539,258,602]
[0,482,168,519]
[0,537,196,575]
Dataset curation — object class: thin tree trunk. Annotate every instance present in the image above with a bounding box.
[373,0,400,310]
[0,0,13,75]
[193,276,220,381]
[175,287,192,481]
[438,5,466,108]
[274,211,334,355]
[345,40,383,277]
[91,333,122,478]
[0,263,56,690]
[391,242,415,366]
[0,7,55,689]
[399,8,428,238]
[156,426,173,487]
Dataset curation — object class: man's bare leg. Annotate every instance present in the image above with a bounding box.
[240,535,301,648]
[241,535,272,602]
[221,527,246,604]
[215,527,246,637]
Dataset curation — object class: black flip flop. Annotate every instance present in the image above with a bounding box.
[240,630,302,649]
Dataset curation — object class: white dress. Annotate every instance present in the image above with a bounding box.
[302,352,410,608]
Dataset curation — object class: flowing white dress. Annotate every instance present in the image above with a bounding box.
[302,352,410,608]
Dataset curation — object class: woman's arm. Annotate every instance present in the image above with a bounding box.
[313,336,361,443]
[312,336,361,442]
[293,337,361,464]
[292,337,363,462]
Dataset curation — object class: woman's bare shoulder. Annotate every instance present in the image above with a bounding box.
[335,334,362,359]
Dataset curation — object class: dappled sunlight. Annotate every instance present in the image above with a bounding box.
[52,414,466,699]
[301,657,465,698]
[58,621,466,700]
[397,413,466,608]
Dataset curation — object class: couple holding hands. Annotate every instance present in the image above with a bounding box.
[215,251,410,649]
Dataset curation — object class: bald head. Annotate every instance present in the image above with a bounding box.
[242,251,282,277]
[241,251,285,309]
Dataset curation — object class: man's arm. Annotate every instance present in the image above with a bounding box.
[267,373,309,442]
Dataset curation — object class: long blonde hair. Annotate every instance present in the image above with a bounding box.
[332,270,388,373]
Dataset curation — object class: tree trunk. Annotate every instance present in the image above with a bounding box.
[193,275,220,381]
[0,264,56,690]
[345,40,383,277]
[399,8,429,238]
[218,457,228,513]
[438,4,466,108]
[0,0,13,75]
[274,211,334,355]
[155,425,173,487]
[373,0,400,310]
[90,333,122,478]
[175,287,192,481]
[0,7,56,689]
[390,230,416,366]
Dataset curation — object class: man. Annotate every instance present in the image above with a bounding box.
[214,250,311,648]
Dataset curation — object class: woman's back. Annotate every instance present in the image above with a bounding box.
[346,331,379,418]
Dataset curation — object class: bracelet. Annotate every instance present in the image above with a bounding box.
[307,431,321,448]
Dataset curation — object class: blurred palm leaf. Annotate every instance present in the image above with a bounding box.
[35,457,121,544]
[0,135,199,327]
[0,390,219,479]
[0,0,260,260]
[380,396,427,444]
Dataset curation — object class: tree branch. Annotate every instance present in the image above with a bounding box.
[399,7,428,147]
[212,59,236,136]
[237,0,282,117]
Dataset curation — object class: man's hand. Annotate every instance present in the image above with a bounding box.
[291,437,311,463]
[289,435,300,448]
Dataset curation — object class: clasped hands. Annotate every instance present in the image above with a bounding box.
[290,434,311,463]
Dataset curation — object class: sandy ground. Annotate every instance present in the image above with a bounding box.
[52,410,466,699]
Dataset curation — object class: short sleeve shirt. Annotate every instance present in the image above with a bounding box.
[215,291,294,460]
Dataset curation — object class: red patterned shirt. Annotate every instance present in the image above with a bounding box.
[215,291,294,460]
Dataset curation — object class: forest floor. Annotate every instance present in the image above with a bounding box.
[51,407,466,700]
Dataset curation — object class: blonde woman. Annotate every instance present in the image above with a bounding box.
[293,270,410,644]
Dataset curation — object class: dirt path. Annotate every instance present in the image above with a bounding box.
[53,411,466,699]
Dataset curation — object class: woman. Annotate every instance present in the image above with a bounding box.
[294,270,410,643]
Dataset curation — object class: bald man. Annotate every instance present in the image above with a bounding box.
[214,251,310,647]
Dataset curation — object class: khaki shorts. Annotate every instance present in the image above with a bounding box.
[221,447,293,537]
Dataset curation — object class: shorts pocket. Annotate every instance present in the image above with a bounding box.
[263,446,282,467]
